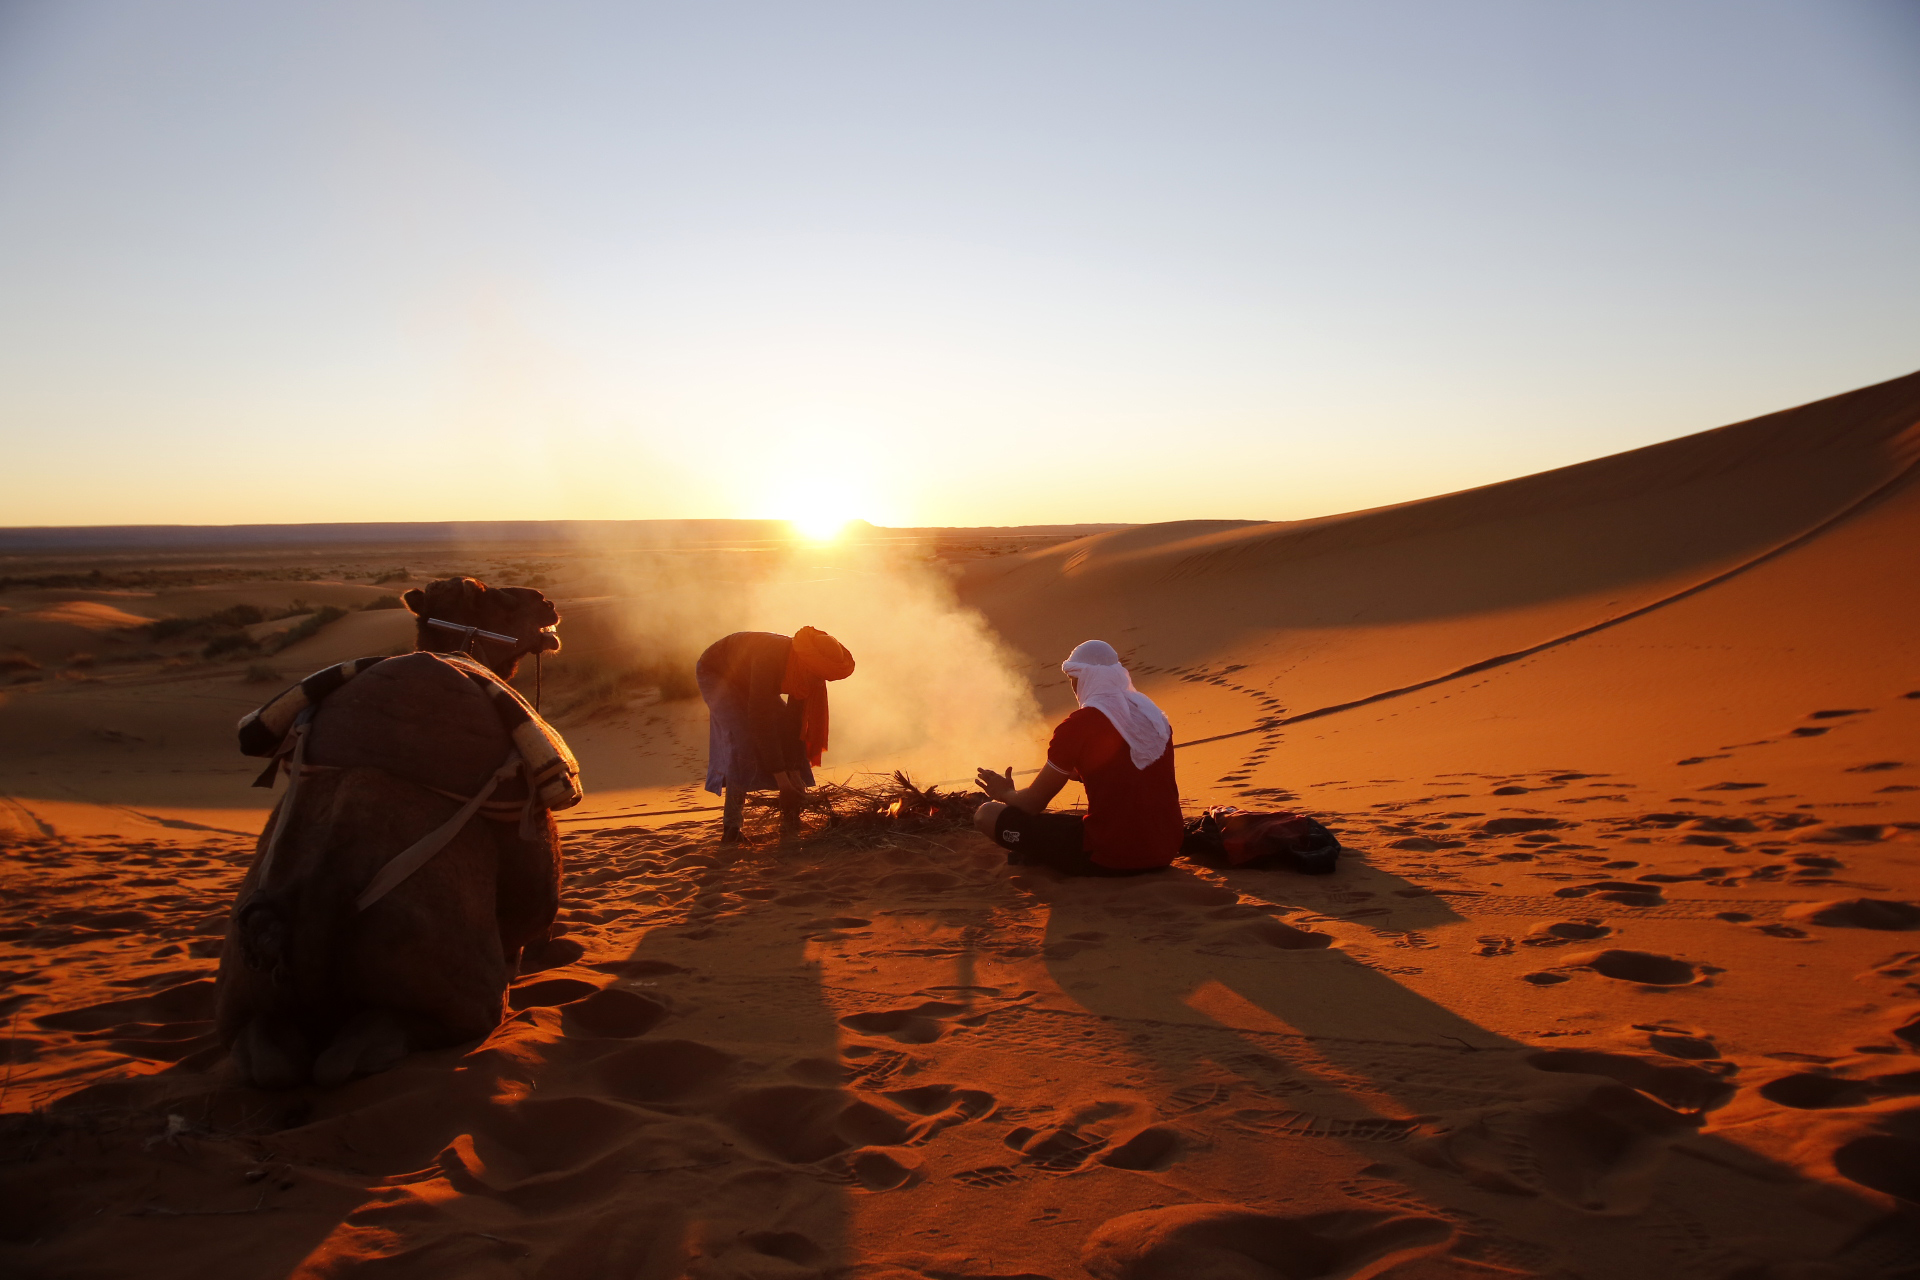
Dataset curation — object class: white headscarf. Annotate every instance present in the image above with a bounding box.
[1061,639,1172,770]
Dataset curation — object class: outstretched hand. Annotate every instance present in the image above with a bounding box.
[975,765,1016,803]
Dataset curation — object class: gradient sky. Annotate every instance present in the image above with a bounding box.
[1,1,1917,530]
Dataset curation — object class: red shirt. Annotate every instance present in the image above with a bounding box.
[1047,707,1182,869]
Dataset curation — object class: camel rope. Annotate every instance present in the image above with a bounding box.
[353,749,523,912]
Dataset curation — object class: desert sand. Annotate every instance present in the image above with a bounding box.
[2,372,1918,1279]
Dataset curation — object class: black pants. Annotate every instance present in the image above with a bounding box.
[991,806,1162,878]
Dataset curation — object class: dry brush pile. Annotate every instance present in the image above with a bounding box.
[737,771,986,849]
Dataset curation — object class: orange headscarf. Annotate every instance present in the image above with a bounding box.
[781,626,855,766]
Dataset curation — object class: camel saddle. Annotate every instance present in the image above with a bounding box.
[237,651,582,814]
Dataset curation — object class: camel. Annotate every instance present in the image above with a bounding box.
[213,577,580,1089]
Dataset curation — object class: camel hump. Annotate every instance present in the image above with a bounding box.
[305,651,512,799]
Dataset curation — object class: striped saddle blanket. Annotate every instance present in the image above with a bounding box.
[237,651,582,814]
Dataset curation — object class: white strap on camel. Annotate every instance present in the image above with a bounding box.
[252,719,311,890]
[353,749,522,912]
[425,617,520,646]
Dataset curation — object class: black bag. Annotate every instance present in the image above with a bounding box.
[1182,807,1341,874]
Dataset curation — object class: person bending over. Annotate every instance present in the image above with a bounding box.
[696,627,856,844]
[974,639,1181,876]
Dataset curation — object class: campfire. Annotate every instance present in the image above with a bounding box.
[739,770,984,847]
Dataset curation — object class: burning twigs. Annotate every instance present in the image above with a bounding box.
[742,771,983,847]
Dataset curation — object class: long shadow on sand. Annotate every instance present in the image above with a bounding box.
[1020,853,1920,1276]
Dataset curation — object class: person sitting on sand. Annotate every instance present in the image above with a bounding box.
[974,639,1181,876]
[696,627,856,844]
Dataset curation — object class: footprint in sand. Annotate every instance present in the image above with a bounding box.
[1095,1125,1189,1171]
[518,936,587,972]
[1221,918,1335,951]
[994,1099,1190,1175]
[882,1083,998,1139]
[1227,1109,1422,1143]
[1163,1081,1234,1116]
[721,1084,915,1164]
[838,1000,977,1044]
[1081,1203,1450,1280]
[839,1044,917,1086]
[1786,899,1920,931]
[1412,1079,1698,1213]
[1632,1023,1721,1060]
[562,988,669,1038]
[826,1146,923,1191]
[720,1081,992,1181]
[1521,920,1611,947]
[433,1094,650,1196]
[1003,1120,1194,1174]
[1002,1123,1105,1171]
[1862,952,1920,988]
[1758,1070,1920,1109]
[1554,881,1664,907]
[30,977,221,1065]
[1831,1114,1920,1205]
[1560,949,1707,986]
[1526,1049,1736,1113]
[952,1163,1024,1188]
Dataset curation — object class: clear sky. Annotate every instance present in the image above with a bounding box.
[1,1,1916,530]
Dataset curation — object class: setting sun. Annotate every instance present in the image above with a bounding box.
[762,452,894,540]
[790,511,854,542]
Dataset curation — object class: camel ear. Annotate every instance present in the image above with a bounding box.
[402,588,427,616]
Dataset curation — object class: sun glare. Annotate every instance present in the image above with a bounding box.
[759,446,894,540]
[791,511,854,542]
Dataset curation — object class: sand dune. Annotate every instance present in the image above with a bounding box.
[3,373,1919,1279]
[964,369,1920,728]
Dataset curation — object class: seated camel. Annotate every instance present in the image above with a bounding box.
[213,577,581,1089]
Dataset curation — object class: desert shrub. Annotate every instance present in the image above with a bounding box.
[242,663,282,683]
[654,660,700,702]
[148,603,264,642]
[362,595,404,610]
[146,616,200,641]
[0,653,40,674]
[203,632,259,659]
[65,653,96,668]
[268,606,348,653]
[551,652,699,721]
[213,604,266,627]
[373,567,410,584]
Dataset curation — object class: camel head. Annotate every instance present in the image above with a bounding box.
[402,577,562,679]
